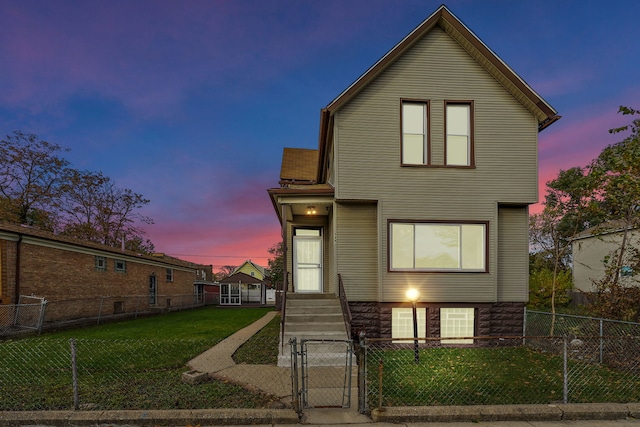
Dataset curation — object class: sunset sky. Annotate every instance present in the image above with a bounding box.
[1,1,638,272]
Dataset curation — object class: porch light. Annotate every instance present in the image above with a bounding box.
[306,206,317,215]
[406,288,420,364]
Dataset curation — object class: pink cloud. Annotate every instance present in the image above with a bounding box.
[533,96,640,212]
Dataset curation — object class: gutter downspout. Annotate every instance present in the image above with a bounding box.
[15,234,22,303]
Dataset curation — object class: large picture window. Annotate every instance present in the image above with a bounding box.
[445,102,473,166]
[401,101,428,165]
[390,221,486,271]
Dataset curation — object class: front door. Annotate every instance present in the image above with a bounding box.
[293,229,322,293]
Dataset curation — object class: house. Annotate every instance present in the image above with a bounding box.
[232,260,267,280]
[151,252,215,303]
[571,222,639,293]
[219,271,267,305]
[267,5,559,341]
[0,220,213,326]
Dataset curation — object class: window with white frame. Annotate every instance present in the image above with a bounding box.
[390,222,486,271]
[401,101,428,165]
[95,256,107,271]
[440,308,474,344]
[445,102,472,166]
[392,307,426,343]
[114,259,126,273]
[166,268,173,282]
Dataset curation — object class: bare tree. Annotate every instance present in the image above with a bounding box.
[0,131,69,227]
[58,168,153,252]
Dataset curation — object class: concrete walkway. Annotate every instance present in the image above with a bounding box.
[187,310,293,401]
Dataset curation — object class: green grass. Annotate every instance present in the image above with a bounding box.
[45,306,274,340]
[1,307,280,411]
[233,313,280,365]
[369,345,640,407]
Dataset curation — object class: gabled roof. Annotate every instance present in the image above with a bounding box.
[572,220,638,241]
[232,260,267,278]
[317,4,560,183]
[219,271,265,285]
[279,148,319,183]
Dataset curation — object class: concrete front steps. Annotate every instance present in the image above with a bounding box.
[278,293,351,367]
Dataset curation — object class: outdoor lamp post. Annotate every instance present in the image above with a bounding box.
[406,288,420,364]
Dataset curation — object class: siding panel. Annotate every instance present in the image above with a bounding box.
[336,202,378,301]
[497,206,529,301]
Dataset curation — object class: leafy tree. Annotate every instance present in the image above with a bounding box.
[529,167,596,327]
[528,268,572,310]
[266,241,284,288]
[0,131,69,227]
[534,107,640,321]
[583,107,640,320]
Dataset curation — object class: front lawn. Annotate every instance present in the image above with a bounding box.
[1,307,280,411]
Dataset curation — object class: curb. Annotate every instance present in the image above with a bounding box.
[0,408,300,426]
[371,403,640,423]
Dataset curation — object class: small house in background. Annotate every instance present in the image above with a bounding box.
[217,260,275,305]
[571,222,640,293]
[232,260,267,280]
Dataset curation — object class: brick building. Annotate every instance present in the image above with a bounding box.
[0,221,213,325]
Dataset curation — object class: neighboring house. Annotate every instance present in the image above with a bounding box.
[219,271,267,305]
[267,5,559,340]
[0,221,212,325]
[232,260,267,280]
[572,223,640,293]
[151,252,215,303]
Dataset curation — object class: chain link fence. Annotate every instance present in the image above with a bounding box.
[0,336,286,411]
[0,295,47,336]
[525,309,640,365]
[362,335,640,410]
[360,311,640,411]
[1,292,219,338]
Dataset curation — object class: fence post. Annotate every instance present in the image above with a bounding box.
[563,336,568,404]
[523,306,527,345]
[599,318,604,364]
[289,337,301,419]
[37,299,47,335]
[70,338,79,410]
[378,358,384,410]
[358,331,367,414]
[97,297,104,325]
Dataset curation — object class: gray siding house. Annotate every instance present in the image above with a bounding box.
[268,5,559,340]
[572,224,640,293]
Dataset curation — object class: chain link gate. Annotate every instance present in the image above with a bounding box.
[290,338,354,412]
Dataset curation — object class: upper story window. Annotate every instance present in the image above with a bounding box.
[389,221,487,272]
[166,268,174,282]
[95,256,107,272]
[401,101,429,165]
[445,102,473,166]
[114,259,126,273]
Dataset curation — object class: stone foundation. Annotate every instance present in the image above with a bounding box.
[349,301,525,339]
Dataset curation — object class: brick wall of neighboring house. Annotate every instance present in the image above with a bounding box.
[349,301,524,340]
[0,222,207,324]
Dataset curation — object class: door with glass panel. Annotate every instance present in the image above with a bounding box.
[293,229,322,293]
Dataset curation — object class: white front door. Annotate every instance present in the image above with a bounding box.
[293,231,322,293]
